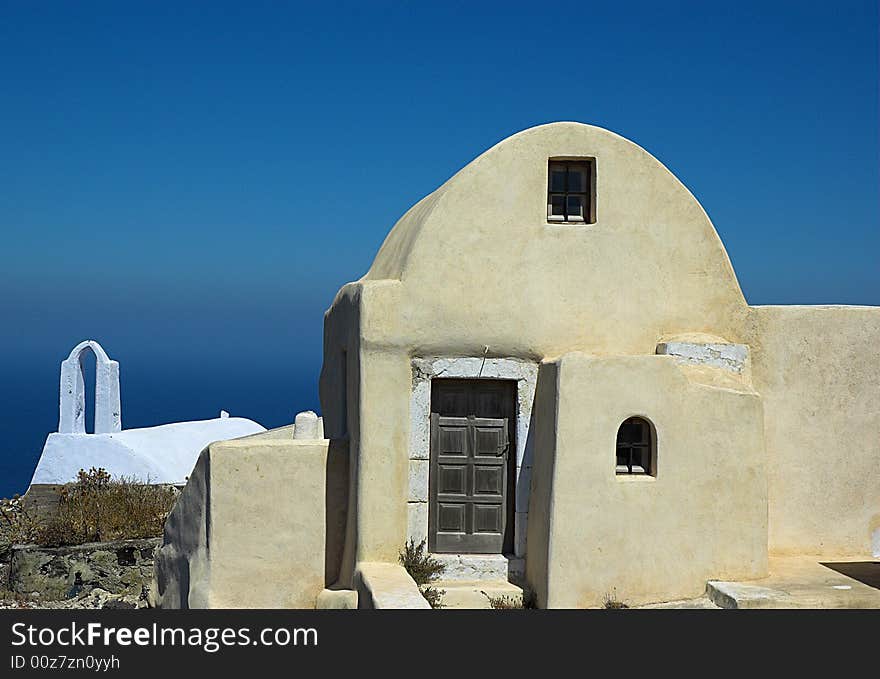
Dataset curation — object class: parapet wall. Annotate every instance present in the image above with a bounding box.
[748,305,880,557]
[152,424,348,609]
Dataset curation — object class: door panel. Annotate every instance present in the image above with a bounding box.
[438,465,466,495]
[429,380,516,554]
[474,504,503,533]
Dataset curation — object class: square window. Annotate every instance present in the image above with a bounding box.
[547,159,594,223]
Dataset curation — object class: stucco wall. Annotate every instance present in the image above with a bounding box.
[153,428,348,608]
[523,362,559,606]
[748,305,880,557]
[529,353,767,608]
[355,348,411,563]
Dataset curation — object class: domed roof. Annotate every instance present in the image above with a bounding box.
[355,122,748,356]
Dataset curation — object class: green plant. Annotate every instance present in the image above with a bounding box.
[398,539,446,608]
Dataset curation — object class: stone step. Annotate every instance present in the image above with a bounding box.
[432,580,524,609]
[430,553,525,583]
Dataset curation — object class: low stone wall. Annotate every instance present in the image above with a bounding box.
[6,538,159,607]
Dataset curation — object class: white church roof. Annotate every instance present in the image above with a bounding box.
[29,340,267,486]
[31,416,266,486]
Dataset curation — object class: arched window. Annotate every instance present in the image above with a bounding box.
[616,417,655,476]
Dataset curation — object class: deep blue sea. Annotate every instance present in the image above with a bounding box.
[0,358,321,498]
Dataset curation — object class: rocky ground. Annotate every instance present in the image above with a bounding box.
[0,587,148,610]
[0,496,153,610]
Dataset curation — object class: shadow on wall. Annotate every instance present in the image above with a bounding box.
[519,389,537,522]
[152,544,192,610]
[325,438,349,587]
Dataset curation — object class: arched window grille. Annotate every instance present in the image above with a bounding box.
[616,417,655,476]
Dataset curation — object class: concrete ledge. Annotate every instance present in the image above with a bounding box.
[656,341,748,373]
[354,563,431,609]
[707,556,880,609]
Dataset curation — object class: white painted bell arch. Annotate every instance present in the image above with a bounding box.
[58,340,122,435]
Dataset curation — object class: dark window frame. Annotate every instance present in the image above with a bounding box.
[547,159,594,223]
[615,417,655,476]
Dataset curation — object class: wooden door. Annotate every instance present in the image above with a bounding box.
[429,380,515,554]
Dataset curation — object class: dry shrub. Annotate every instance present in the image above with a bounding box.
[399,538,446,609]
[2,468,177,547]
[602,590,629,609]
[0,496,41,546]
[399,538,445,584]
[483,589,537,609]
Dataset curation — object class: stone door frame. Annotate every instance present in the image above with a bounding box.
[408,357,538,558]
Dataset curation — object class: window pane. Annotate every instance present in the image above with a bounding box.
[621,420,647,444]
[567,169,587,192]
[549,194,565,217]
[567,195,584,219]
[632,447,644,469]
[549,168,567,193]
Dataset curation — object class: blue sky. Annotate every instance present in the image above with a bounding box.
[0,1,877,495]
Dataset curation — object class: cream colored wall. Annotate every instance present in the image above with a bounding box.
[529,353,767,608]
[353,348,411,563]
[153,428,348,609]
[523,362,560,606]
[747,305,880,557]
